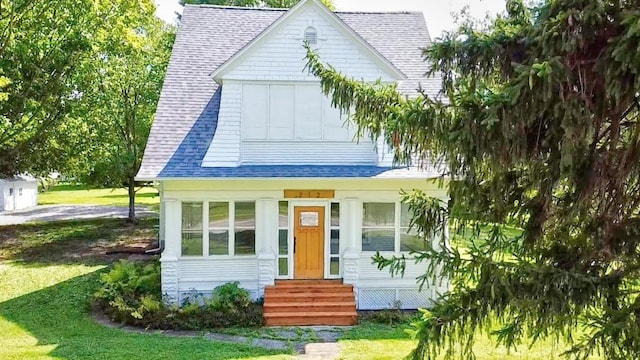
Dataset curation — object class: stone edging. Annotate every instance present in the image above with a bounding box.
[92,311,342,359]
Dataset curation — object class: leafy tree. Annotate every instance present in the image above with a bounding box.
[305,0,640,359]
[69,0,174,222]
[0,0,96,177]
[180,0,334,10]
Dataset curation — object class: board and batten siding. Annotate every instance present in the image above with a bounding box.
[239,82,376,164]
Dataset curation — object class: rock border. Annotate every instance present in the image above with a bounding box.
[93,311,342,359]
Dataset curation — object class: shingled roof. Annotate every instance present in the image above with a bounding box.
[137,4,440,180]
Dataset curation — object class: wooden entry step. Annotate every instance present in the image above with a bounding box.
[263,279,357,326]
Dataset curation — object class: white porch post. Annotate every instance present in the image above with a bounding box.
[342,198,361,305]
[256,198,277,297]
[160,198,180,304]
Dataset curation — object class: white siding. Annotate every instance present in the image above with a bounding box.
[0,180,37,212]
[202,82,242,167]
[241,141,377,164]
[160,178,448,309]
[222,4,397,82]
[238,83,371,164]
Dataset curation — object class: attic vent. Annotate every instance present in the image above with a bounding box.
[304,27,317,45]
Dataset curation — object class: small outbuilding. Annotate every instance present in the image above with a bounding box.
[0,175,38,212]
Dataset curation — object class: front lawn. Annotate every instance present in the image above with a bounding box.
[38,183,160,208]
[0,219,292,360]
[0,218,595,359]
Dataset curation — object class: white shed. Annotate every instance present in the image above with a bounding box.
[0,175,38,212]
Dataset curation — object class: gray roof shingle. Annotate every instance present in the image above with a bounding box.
[137,5,440,180]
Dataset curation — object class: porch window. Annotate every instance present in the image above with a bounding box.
[329,202,340,275]
[181,201,256,256]
[234,202,256,255]
[208,202,229,255]
[182,202,203,256]
[362,203,395,251]
[400,203,426,252]
[277,201,288,276]
[361,202,428,253]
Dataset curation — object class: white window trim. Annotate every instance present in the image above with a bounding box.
[361,201,421,254]
[180,200,256,258]
[328,201,341,278]
[276,201,289,279]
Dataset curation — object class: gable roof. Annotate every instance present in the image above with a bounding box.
[137,4,441,180]
[211,0,406,83]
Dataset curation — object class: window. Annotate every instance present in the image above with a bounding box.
[208,202,229,255]
[234,202,256,255]
[304,26,317,45]
[362,202,428,252]
[277,201,289,276]
[181,201,256,256]
[18,188,22,196]
[362,203,395,251]
[400,203,426,252]
[329,202,340,275]
[182,202,203,256]
[8,188,13,196]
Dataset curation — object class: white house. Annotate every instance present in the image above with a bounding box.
[137,0,448,325]
[0,175,38,212]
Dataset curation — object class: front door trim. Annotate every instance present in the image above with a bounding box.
[288,200,330,279]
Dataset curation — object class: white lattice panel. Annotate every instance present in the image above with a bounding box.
[397,289,433,309]
[358,289,396,310]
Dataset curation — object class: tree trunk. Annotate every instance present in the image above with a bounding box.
[127,176,136,223]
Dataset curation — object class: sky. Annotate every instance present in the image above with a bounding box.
[153,0,506,38]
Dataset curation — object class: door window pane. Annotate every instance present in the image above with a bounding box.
[331,203,340,226]
[363,203,394,227]
[278,258,288,276]
[279,201,288,227]
[209,230,229,255]
[235,229,255,255]
[279,229,288,255]
[330,257,340,276]
[362,229,395,251]
[330,230,340,255]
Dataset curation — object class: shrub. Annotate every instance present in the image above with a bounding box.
[95,260,263,329]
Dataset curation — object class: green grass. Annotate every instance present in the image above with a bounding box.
[0,219,293,360]
[38,183,160,208]
[0,218,598,359]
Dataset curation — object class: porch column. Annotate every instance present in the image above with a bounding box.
[160,198,180,304]
[256,198,277,297]
[342,198,361,306]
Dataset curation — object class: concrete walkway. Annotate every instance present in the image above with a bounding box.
[0,204,157,226]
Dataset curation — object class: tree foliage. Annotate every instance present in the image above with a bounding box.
[180,0,334,10]
[305,0,640,359]
[68,0,174,221]
[0,0,96,176]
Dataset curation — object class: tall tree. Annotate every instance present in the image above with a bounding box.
[0,0,97,177]
[305,0,640,359]
[70,0,174,222]
[180,0,334,10]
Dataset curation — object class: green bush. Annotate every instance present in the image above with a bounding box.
[95,260,263,329]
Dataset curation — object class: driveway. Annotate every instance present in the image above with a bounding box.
[0,205,157,226]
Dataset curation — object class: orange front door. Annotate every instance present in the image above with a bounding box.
[294,206,325,279]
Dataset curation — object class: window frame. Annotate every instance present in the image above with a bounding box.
[180,200,257,258]
[361,201,427,254]
[276,201,290,279]
[328,202,341,277]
